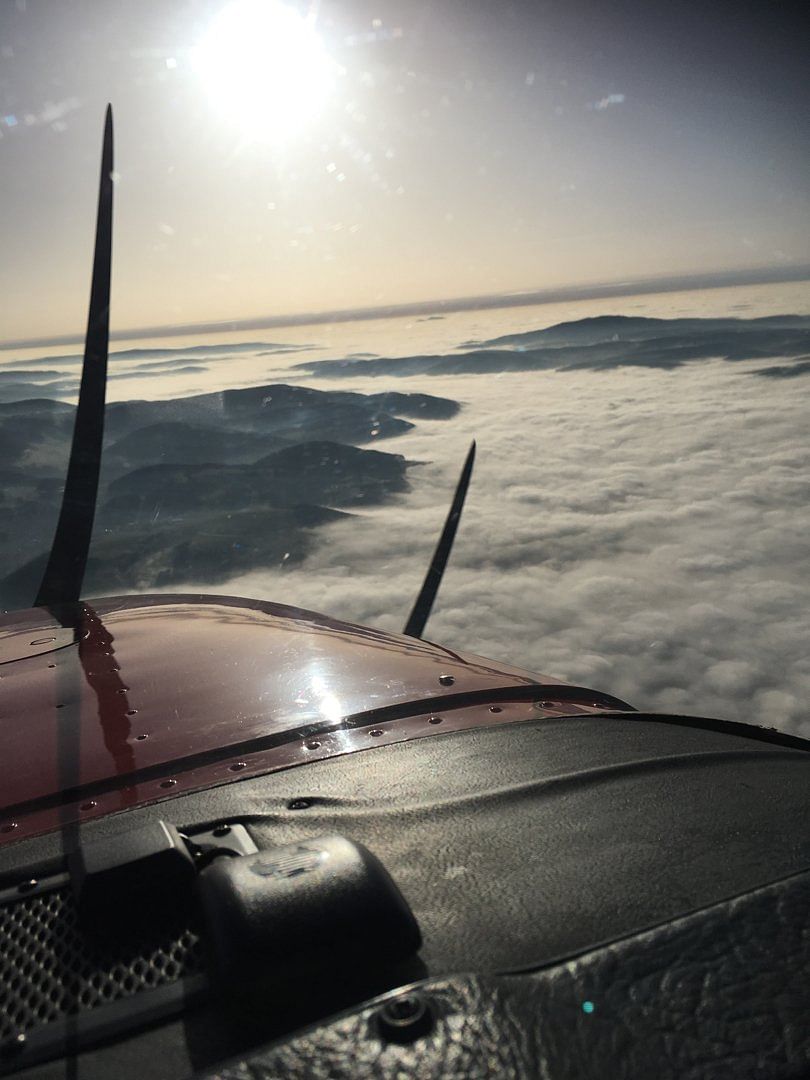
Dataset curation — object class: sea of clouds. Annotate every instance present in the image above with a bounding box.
[222,325,810,738]
[3,295,809,737]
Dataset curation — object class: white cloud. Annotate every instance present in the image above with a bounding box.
[197,356,810,739]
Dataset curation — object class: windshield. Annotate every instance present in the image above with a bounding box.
[1,0,808,738]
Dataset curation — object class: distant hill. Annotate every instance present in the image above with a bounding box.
[102,441,409,520]
[0,380,457,606]
[105,421,290,470]
[293,314,810,379]
[0,504,348,608]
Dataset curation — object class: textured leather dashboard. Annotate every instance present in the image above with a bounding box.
[204,866,810,1079]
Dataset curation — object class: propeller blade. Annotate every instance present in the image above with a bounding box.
[35,105,114,607]
[403,440,476,639]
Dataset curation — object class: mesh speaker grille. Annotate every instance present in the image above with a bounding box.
[0,884,203,1041]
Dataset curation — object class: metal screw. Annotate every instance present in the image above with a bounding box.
[305,740,321,750]
[0,823,18,834]
[0,1033,26,1059]
[489,705,502,713]
[17,880,37,894]
[160,779,177,789]
[535,701,555,710]
[369,728,384,737]
[438,674,455,687]
[212,824,232,837]
[229,762,247,772]
[288,798,312,810]
[376,992,434,1043]
[428,715,442,725]
[80,801,97,811]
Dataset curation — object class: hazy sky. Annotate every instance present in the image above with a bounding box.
[1,0,808,341]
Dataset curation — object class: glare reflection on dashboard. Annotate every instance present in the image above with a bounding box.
[309,672,343,725]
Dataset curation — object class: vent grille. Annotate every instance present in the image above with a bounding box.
[0,884,203,1041]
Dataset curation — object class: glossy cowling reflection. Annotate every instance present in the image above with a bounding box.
[0,593,632,842]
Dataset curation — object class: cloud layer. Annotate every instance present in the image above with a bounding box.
[3,312,808,738]
[292,314,810,379]
[221,342,810,738]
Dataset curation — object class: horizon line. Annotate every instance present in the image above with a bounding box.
[3,263,809,352]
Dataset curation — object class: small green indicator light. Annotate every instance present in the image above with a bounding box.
[582,1000,595,1014]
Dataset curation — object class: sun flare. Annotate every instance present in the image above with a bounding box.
[192,0,337,142]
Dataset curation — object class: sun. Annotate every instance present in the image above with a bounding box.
[192,0,338,142]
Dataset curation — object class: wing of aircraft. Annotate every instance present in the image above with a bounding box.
[1,109,809,1080]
